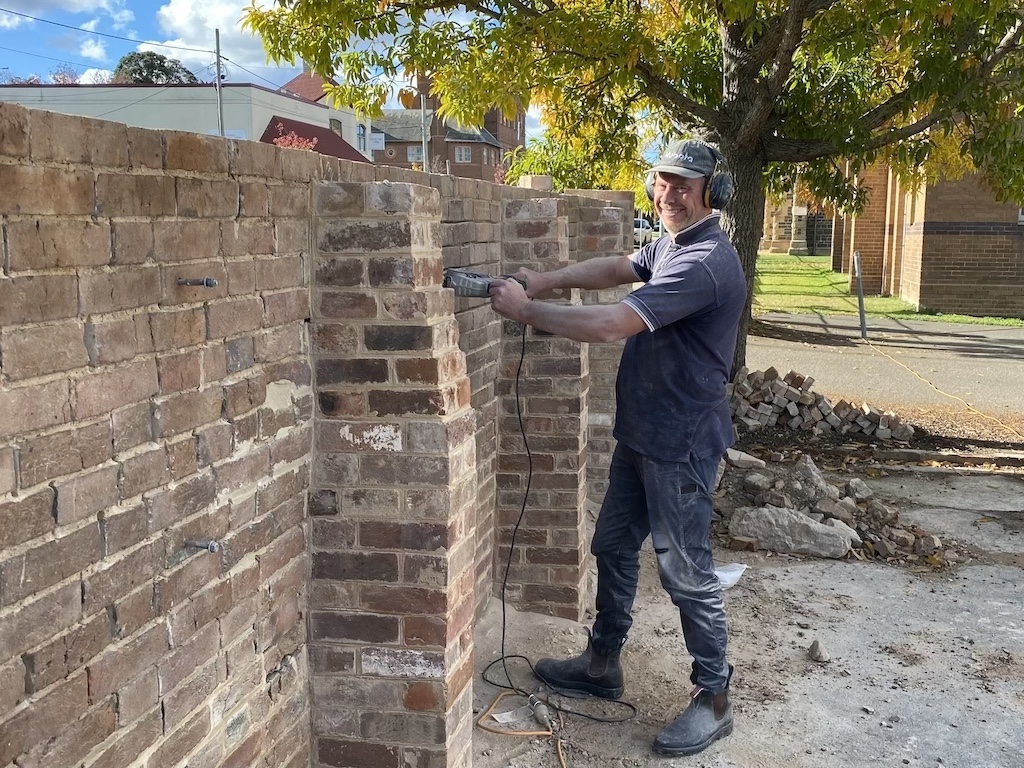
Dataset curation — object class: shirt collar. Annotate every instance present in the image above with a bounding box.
[670,212,722,247]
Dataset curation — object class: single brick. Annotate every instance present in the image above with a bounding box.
[13,698,116,768]
[0,321,89,379]
[86,317,144,365]
[0,673,89,765]
[207,296,265,339]
[0,165,93,216]
[79,266,161,314]
[0,274,79,325]
[145,471,217,532]
[6,218,111,271]
[30,109,128,166]
[156,349,203,393]
[89,707,162,768]
[153,386,223,438]
[264,288,310,326]
[0,580,81,663]
[254,324,303,363]
[75,359,159,420]
[147,307,206,350]
[165,131,229,173]
[111,221,155,265]
[146,709,211,768]
[54,463,120,525]
[0,521,103,606]
[152,220,221,263]
[0,448,14,496]
[225,260,257,295]
[86,622,168,701]
[222,220,276,257]
[0,102,29,157]
[112,402,154,453]
[95,173,175,216]
[0,487,55,549]
[176,177,239,218]
[256,255,305,290]
[119,444,171,500]
[18,421,112,487]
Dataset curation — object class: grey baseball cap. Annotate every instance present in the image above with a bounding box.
[648,140,719,180]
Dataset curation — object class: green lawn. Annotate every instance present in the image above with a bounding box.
[753,253,1024,327]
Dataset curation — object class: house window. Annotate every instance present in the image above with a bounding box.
[407,145,423,163]
[357,123,366,151]
[1018,208,1024,225]
[455,146,472,164]
[329,119,344,137]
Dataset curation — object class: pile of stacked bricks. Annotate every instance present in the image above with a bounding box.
[728,367,915,441]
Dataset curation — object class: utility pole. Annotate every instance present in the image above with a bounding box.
[214,29,225,137]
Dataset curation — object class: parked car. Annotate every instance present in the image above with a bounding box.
[634,217,655,248]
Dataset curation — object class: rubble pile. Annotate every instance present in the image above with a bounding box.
[715,449,958,566]
[728,367,916,442]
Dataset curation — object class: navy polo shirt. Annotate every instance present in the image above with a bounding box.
[615,213,746,462]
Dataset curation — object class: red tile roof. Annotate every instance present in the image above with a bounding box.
[280,72,334,103]
[260,117,369,163]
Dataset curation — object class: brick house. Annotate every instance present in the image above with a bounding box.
[833,165,1024,318]
[370,76,526,180]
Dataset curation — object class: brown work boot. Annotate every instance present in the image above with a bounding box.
[652,683,733,756]
[534,635,624,699]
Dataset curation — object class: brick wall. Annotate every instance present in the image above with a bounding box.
[904,175,1024,317]
[0,101,630,767]
[0,103,313,768]
[847,162,889,293]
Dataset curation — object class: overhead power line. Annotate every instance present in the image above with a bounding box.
[0,6,214,55]
[0,43,100,71]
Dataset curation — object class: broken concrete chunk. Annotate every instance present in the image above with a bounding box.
[756,489,794,509]
[784,454,832,506]
[914,534,943,555]
[824,517,862,546]
[814,498,854,525]
[867,499,899,526]
[846,477,874,501]
[726,448,767,470]
[874,538,898,559]
[743,472,774,494]
[808,639,831,663]
[729,505,852,559]
[890,529,915,549]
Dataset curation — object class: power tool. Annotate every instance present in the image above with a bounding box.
[443,268,527,298]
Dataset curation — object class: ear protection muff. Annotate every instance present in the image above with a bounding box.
[645,142,735,209]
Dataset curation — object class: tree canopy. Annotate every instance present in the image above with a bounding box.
[113,52,198,85]
[244,0,1024,366]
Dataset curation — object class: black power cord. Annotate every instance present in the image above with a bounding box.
[482,322,637,726]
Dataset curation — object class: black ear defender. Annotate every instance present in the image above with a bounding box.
[644,141,734,209]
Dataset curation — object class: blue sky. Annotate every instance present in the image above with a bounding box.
[0,0,544,138]
[0,0,302,86]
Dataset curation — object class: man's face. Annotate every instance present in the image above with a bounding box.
[653,172,712,235]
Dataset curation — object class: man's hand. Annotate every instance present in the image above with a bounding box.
[510,268,551,299]
[489,277,532,321]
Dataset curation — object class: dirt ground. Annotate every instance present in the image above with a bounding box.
[470,447,1024,768]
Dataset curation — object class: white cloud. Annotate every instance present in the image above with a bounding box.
[80,18,100,31]
[79,67,113,83]
[80,39,107,60]
[144,0,298,86]
[525,105,545,141]
[0,1,133,29]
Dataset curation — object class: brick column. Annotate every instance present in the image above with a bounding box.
[848,162,889,293]
[496,197,588,621]
[309,180,476,768]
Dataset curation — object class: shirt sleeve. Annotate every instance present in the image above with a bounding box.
[622,248,720,331]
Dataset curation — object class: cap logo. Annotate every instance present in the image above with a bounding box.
[669,152,695,163]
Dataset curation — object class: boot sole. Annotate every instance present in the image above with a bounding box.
[535,669,623,700]
[652,720,733,757]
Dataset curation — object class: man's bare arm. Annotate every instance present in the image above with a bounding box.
[489,279,647,343]
[515,255,638,296]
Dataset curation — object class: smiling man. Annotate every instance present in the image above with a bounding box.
[489,139,747,757]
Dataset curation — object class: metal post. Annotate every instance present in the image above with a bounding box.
[214,29,225,137]
[420,93,429,172]
[853,250,868,339]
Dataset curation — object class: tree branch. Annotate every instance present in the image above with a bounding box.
[732,0,838,153]
[634,62,724,129]
[765,15,1024,162]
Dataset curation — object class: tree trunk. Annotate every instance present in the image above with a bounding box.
[720,148,766,376]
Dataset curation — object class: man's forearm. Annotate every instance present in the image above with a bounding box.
[540,256,635,291]
[517,301,646,344]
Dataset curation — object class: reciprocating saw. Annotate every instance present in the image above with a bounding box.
[442,268,527,298]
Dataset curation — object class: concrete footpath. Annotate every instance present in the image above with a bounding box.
[747,313,1024,429]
